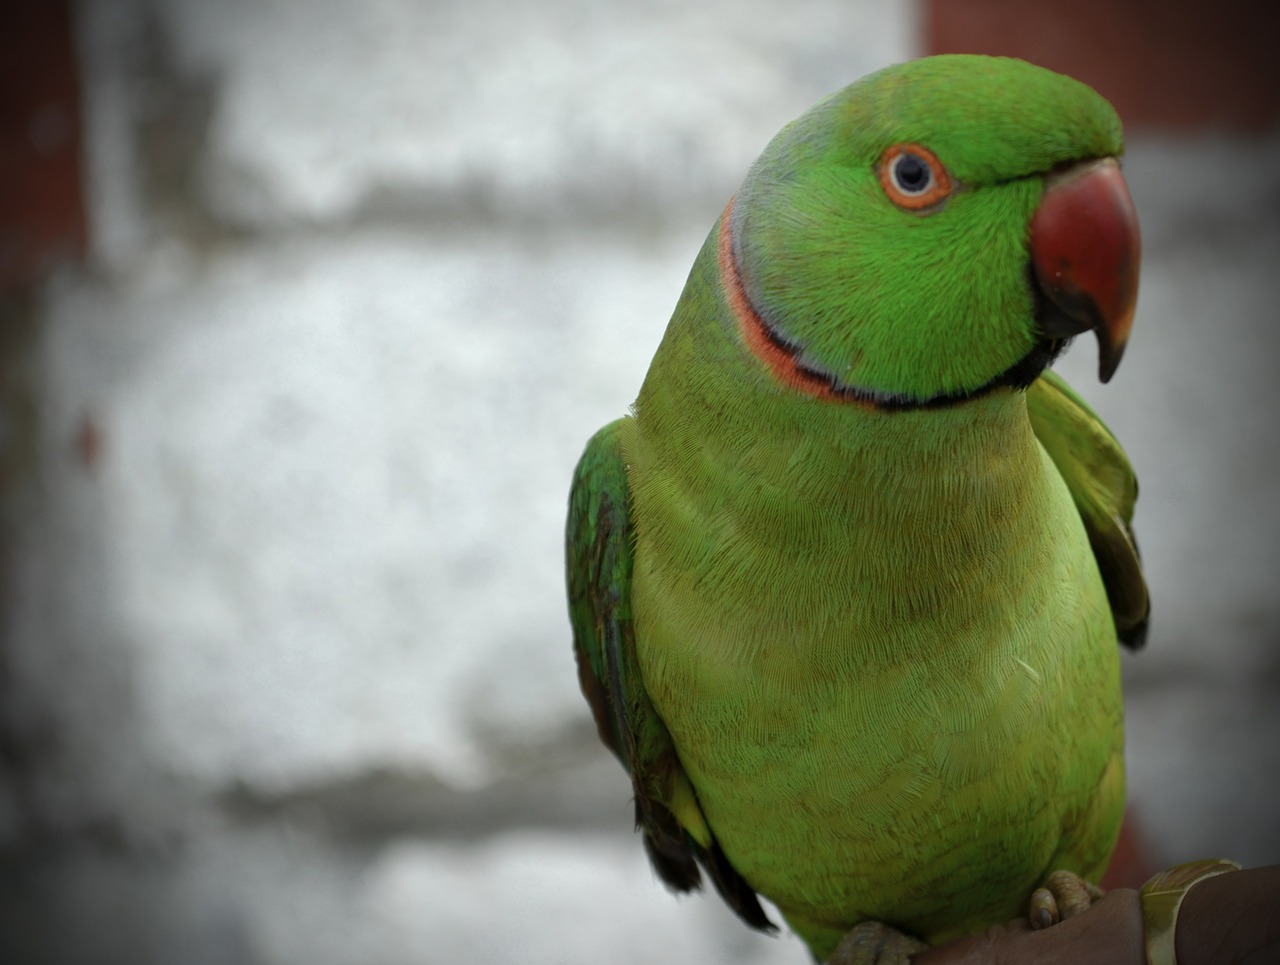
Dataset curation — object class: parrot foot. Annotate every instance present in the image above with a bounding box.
[1027,869,1104,929]
[825,921,928,965]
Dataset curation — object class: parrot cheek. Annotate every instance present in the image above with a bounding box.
[1029,158,1140,383]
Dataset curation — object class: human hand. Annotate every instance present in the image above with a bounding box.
[912,889,1143,965]
[912,865,1280,965]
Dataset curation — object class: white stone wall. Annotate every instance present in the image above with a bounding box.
[2,1,1277,962]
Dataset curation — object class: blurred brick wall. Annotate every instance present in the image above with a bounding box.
[1,1,82,579]
[925,0,1280,131]
[0,0,86,292]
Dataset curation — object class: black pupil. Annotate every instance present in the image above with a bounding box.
[894,154,930,193]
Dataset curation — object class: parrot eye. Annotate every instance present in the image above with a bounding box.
[878,143,952,211]
[894,154,930,192]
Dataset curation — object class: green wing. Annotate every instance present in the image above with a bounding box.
[566,419,774,931]
[1028,370,1149,648]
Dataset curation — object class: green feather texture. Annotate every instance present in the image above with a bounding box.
[733,55,1122,400]
[567,54,1145,962]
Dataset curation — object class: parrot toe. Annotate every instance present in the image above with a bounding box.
[825,921,928,965]
[1027,869,1105,929]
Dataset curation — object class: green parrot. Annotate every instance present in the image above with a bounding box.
[566,54,1146,963]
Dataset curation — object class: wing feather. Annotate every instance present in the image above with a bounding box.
[1028,370,1149,648]
[566,419,776,930]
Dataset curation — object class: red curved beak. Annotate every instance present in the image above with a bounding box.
[1030,158,1141,383]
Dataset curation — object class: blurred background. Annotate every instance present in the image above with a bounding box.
[1,1,1277,962]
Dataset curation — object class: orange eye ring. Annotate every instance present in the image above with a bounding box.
[878,143,952,210]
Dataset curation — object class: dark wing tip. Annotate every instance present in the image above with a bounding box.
[642,829,702,893]
[641,810,777,933]
[1085,520,1150,652]
[699,841,778,932]
[1118,616,1149,651]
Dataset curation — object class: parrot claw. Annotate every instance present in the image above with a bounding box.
[826,921,928,965]
[1027,869,1105,929]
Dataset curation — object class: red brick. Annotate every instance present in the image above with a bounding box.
[0,0,87,291]
[925,0,1280,131]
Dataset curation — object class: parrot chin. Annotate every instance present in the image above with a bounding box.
[991,332,1070,393]
[1029,157,1141,383]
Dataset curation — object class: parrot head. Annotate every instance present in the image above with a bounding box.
[726,54,1139,406]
